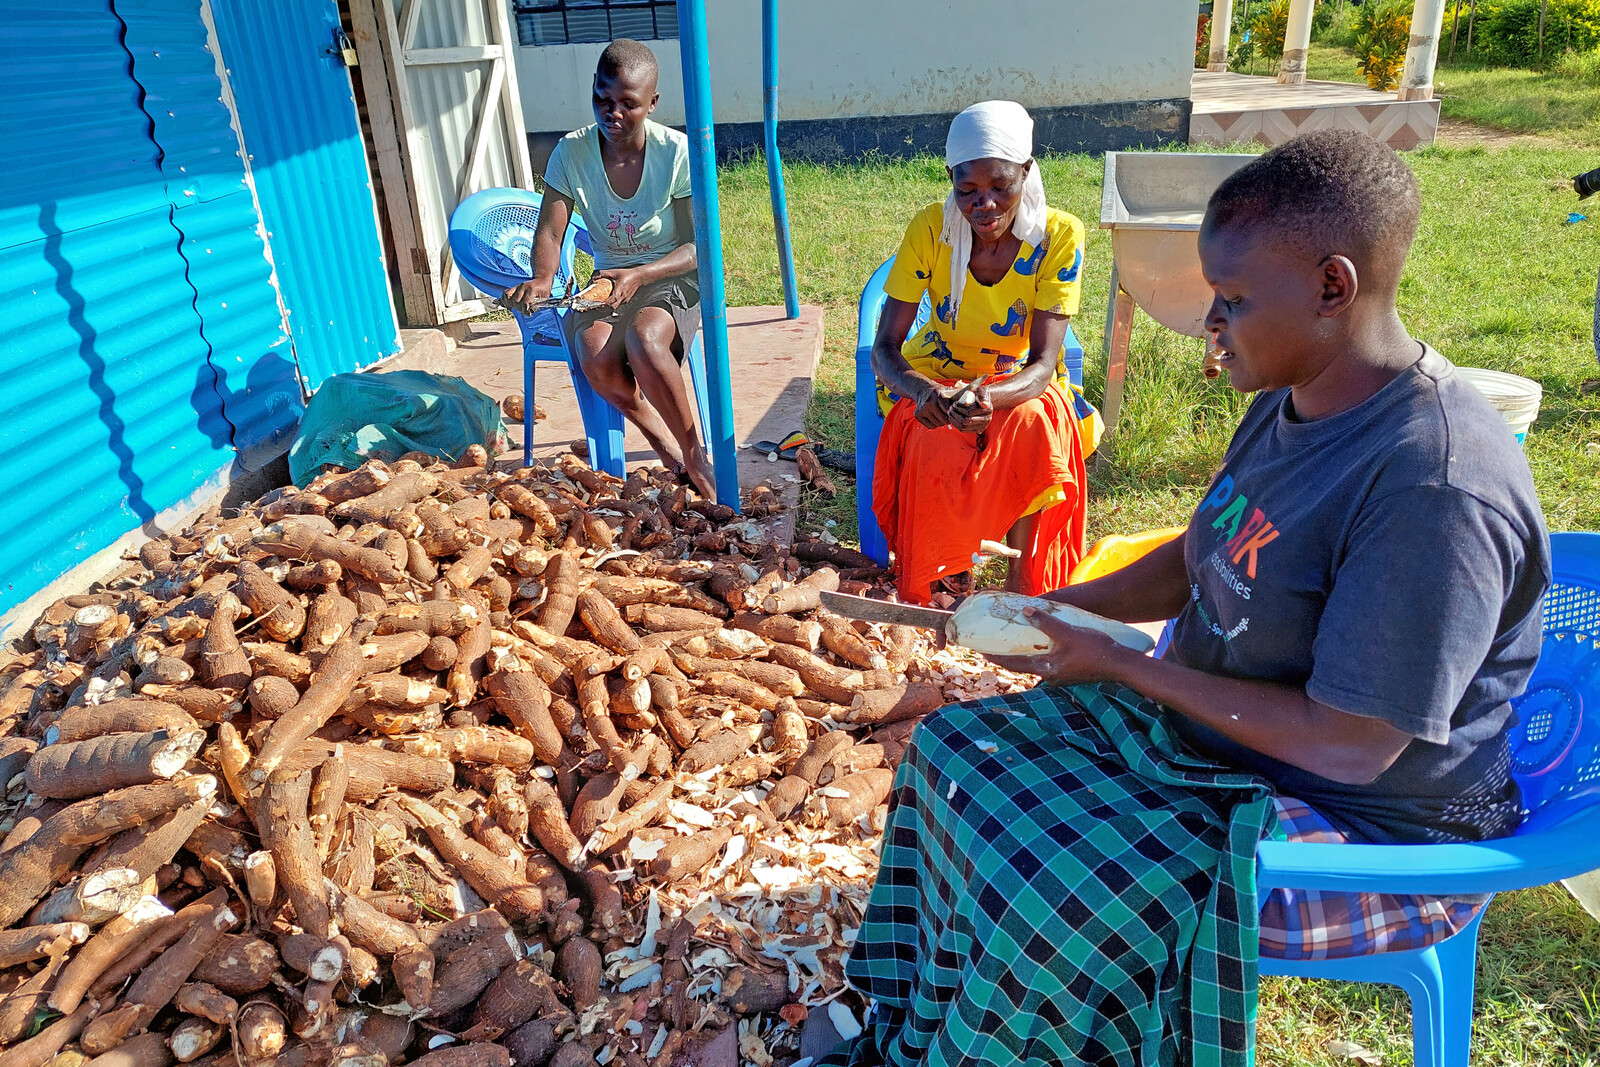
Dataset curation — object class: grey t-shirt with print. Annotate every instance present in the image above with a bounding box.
[1166,345,1550,844]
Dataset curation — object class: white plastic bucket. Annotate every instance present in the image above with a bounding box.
[1456,366,1543,445]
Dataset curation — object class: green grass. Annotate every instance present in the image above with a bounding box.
[716,145,1600,1062]
[1436,57,1600,144]
[1260,883,1600,1065]
[1301,42,1600,144]
[1303,43,1368,83]
[719,145,1600,538]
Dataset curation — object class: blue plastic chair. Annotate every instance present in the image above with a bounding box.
[448,188,712,476]
[1249,530,1600,1067]
[853,255,1089,566]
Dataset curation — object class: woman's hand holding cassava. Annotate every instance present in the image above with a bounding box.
[986,607,1132,685]
[593,268,642,308]
[504,278,553,312]
[913,382,954,429]
[947,383,994,434]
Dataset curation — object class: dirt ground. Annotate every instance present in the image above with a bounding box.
[1436,117,1566,149]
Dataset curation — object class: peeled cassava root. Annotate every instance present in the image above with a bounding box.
[946,590,1157,655]
[0,452,997,1067]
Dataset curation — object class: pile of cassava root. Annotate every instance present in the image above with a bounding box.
[0,449,1019,1067]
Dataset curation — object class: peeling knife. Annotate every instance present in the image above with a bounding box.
[820,590,1157,655]
[509,279,613,314]
[510,291,605,313]
[820,590,953,634]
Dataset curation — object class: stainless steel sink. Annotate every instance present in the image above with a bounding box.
[1097,151,1254,437]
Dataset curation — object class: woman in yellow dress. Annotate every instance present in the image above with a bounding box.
[869,100,1090,604]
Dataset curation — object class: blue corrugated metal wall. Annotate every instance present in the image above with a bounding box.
[0,3,282,617]
[0,0,397,620]
[119,0,306,458]
[209,0,400,389]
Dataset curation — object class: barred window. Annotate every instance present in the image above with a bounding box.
[513,1,679,46]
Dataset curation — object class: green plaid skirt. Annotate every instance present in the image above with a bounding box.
[818,684,1276,1067]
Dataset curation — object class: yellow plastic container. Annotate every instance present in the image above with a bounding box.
[1069,527,1186,585]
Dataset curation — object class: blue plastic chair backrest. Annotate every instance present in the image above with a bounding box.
[855,257,927,354]
[449,188,585,297]
[451,187,545,291]
[1509,532,1600,828]
[449,189,598,354]
[570,213,593,259]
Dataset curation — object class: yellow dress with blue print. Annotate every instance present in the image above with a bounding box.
[879,202,1089,517]
[878,201,1086,417]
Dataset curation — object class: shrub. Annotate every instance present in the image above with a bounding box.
[1228,0,1259,69]
[1355,1,1411,89]
[1315,3,1362,48]
[1197,11,1213,67]
[1231,31,1258,68]
[1552,44,1600,81]
[1252,0,1291,65]
[1312,0,1338,36]
[1477,0,1600,63]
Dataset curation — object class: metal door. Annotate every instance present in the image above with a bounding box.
[345,0,535,325]
[206,0,401,388]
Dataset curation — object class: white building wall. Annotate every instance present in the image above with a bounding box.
[515,0,1194,134]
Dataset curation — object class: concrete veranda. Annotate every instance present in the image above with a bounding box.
[1190,70,1442,149]
[440,306,825,543]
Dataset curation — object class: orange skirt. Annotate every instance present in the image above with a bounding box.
[872,382,1088,605]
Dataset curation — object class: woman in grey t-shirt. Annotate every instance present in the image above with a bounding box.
[991,131,1550,959]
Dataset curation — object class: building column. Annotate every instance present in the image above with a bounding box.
[1397,0,1450,100]
[1277,0,1315,84]
[1207,0,1234,71]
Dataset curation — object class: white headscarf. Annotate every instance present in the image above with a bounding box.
[941,100,1049,324]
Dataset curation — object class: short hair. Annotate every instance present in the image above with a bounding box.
[597,39,659,87]
[1205,130,1421,285]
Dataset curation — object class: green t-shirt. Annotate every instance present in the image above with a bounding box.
[543,120,692,271]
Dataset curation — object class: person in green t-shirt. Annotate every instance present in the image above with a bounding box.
[506,40,710,497]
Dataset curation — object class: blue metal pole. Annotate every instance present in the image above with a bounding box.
[762,0,800,320]
[677,0,741,511]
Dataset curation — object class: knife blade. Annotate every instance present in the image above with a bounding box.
[508,287,609,314]
[512,293,582,312]
[819,591,952,631]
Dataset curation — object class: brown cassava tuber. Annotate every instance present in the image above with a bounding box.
[0,451,988,1067]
